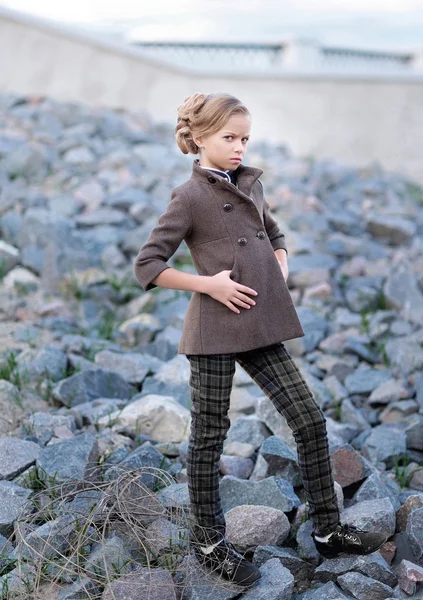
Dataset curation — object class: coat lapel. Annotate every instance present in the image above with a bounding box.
[190,158,264,212]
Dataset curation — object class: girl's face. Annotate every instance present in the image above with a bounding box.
[195,113,251,172]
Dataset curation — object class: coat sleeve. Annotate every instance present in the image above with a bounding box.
[133,188,192,291]
[257,180,288,255]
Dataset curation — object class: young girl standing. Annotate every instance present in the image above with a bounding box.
[134,92,387,587]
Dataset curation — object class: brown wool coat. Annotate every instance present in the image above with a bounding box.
[134,158,305,355]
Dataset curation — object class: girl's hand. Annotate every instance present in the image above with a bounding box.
[277,259,289,282]
[203,270,258,314]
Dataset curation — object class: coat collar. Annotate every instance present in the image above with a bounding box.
[190,158,264,203]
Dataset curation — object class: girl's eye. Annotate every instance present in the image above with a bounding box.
[224,136,249,142]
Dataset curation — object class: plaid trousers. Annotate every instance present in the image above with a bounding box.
[185,342,340,546]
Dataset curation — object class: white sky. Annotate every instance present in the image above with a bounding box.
[2,0,423,49]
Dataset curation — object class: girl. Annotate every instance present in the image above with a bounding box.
[134,92,387,588]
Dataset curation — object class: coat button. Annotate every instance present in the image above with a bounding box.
[207,175,216,183]
[223,203,233,212]
[257,231,266,239]
[237,237,247,246]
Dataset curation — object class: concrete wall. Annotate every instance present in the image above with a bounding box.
[1,6,423,184]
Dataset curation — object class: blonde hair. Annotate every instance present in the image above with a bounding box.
[175,92,250,155]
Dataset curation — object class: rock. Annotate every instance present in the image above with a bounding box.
[241,557,294,600]
[220,455,254,478]
[368,379,408,405]
[256,396,296,450]
[361,423,407,468]
[223,416,270,452]
[102,565,177,600]
[94,349,149,383]
[253,545,313,582]
[220,475,301,513]
[337,571,395,599]
[299,581,354,599]
[296,520,320,565]
[23,412,77,446]
[0,436,40,480]
[352,471,401,511]
[225,505,291,550]
[330,444,370,488]
[344,366,392,395]
[97,394,191,443]
[406,507,423,565]
[397,559,423,595]
[104,443,171,487]
[396,494,423,532]
[36,432,99,492]
[341,497,396,538]
[0,481,34,536]
[313,552,397,587]
[84,533,134,582]
[52,368,136,407]
[251,435,301,486]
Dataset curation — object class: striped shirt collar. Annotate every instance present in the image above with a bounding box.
[199,164,238,186]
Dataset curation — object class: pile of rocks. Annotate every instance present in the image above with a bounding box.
[0,92,422,599]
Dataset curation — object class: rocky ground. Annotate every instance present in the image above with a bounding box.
[0,92,423,599]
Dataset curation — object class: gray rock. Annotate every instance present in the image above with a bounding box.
[220,475,301,513]
[337,571,395,599]
[0,532,14,572]
[0,562,37,599]
[24,412,77,446]
[225,505,291,550]
[384,260,423,327]
[224,416,270,452]
[52,368,136,407]
[253,435,301,486]
[15,346,68,383]
[406,507,423,565]
[300,581,355,599]
[84,533,134,582]
[384,337,423,376]
[361,423,407,468]
[314,552,397,587]
[36,432,99,492]
[12,514,80,564]
[156,482,190,509]
[0,480,34,536]
[366,214,416,245]
[102,565,177,600]
[0,437,40,480]
[57,577,101,599]
[104,443,171,487]
[94,349,149,383]
[68,397,127,427]
[296,520,320,565]
[241,557,294,600]
[344,276,385,313]
[352,471,402,511]
[256,396,296,450]
[253,545,313,581]
[340,398,371,432]
[220,455,254,478]
[344,365,391,395]
[341,497,396,538]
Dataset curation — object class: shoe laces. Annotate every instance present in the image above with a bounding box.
[336,523,366,542]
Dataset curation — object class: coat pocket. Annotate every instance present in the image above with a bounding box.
[193,236,235,277]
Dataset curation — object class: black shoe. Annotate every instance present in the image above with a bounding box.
[192,537,261,587]
[312,523,388,559]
